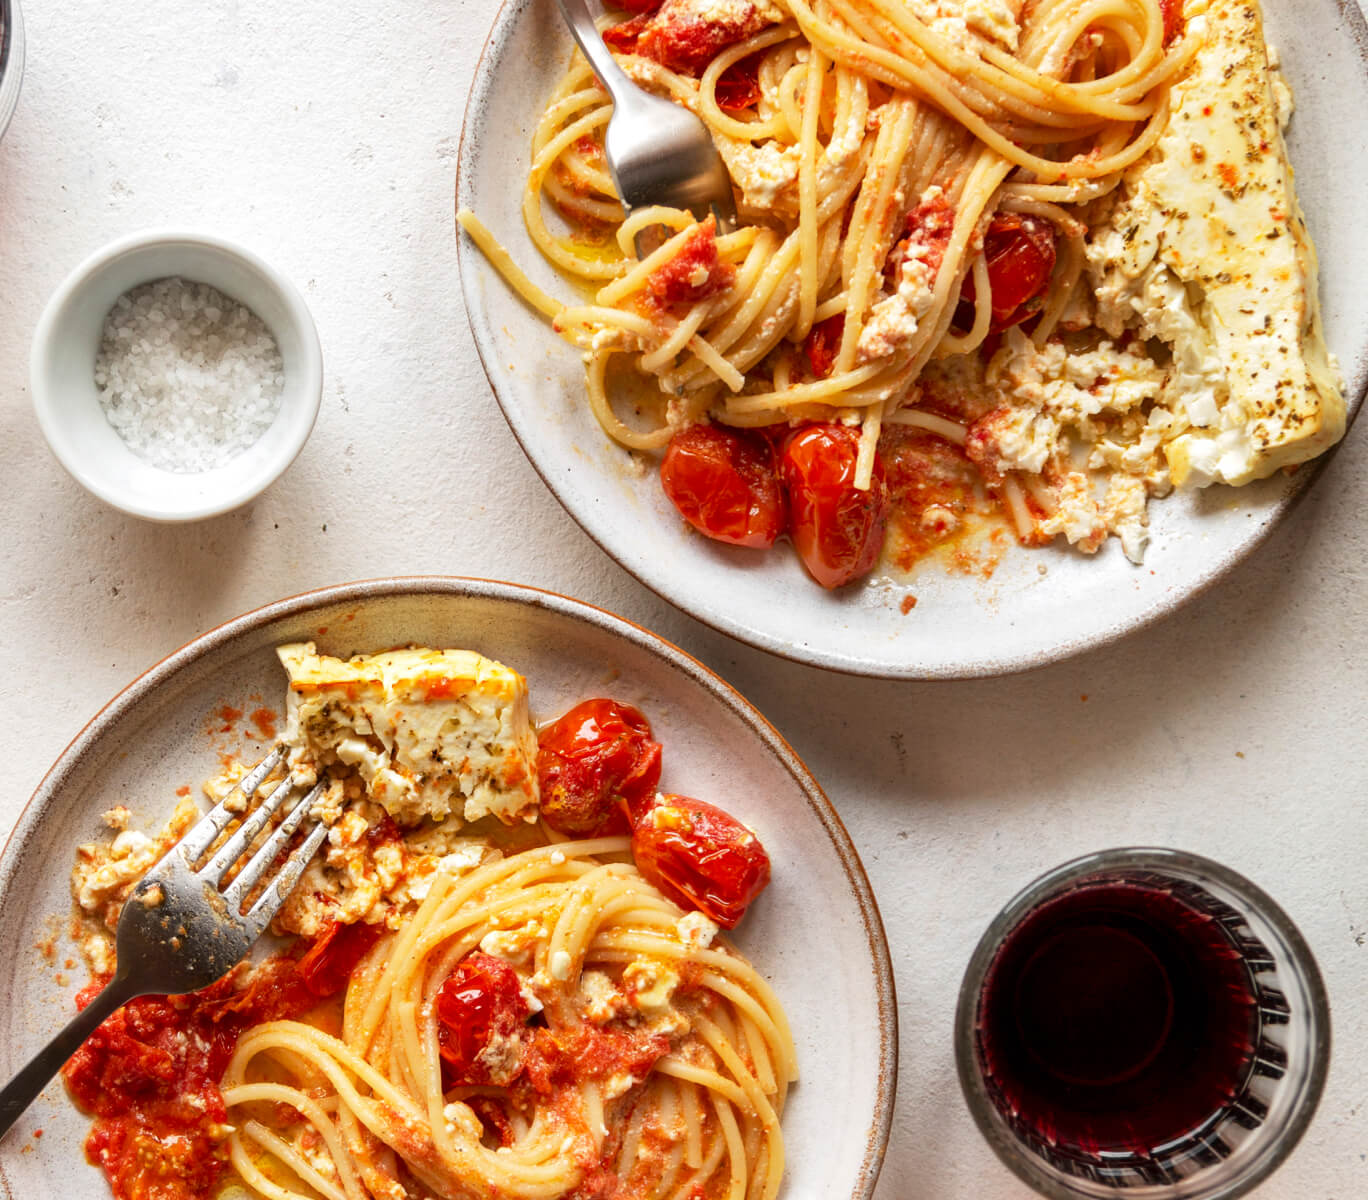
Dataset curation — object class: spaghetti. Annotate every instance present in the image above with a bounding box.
[460,0,1343,581]
[222,838,794,1200]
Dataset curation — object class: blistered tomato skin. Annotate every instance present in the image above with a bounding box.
[295,919,383,997]
[780,424,890,589]
[537,699,663,836]
[803,313,845,379]
[435,953,532,1087]
[960,214,1057,332]
[631,794,772,929]
[660,424,787,549]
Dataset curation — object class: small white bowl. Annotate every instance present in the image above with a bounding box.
[31,230,324,522]
[0,0,25,141]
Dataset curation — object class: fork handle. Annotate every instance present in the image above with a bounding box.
[554,0,636,109]
[0,975,138,1140]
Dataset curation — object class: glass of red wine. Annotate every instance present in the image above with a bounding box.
[955,848,1330,1198]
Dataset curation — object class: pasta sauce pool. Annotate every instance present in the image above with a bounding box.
[61,923,375,1200]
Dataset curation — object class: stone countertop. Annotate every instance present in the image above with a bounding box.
[0,1,1364,1197]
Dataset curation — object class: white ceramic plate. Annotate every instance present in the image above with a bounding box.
[0,579,895,1199]
[455,0,1368,679]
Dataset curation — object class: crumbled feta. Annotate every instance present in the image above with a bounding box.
[857,243,938,364]
[480,922,543,964]
[676,911,719,949]
[719,139,802,210]
[1103,475,1150,564]
[987,331,1166,431]
[1040,472,1107,553]
[580,970,625,1024]
[623,958,679,1013]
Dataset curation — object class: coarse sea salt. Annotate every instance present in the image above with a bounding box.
[94,276,285,473]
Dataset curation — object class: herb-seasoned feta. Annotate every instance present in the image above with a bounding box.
[1084,0,1344,487]
[277,643,539,828]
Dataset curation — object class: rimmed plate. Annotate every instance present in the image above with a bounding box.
[0,578,895,1199]
[455,0,1368,679]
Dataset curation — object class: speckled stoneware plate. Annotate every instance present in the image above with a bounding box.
[455,0,1368,679]
[0,579,895,1200]
[0,0,26,143]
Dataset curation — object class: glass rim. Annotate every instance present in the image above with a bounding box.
[954,846,1332,1200]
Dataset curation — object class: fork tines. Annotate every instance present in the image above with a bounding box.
[177,745,329,921]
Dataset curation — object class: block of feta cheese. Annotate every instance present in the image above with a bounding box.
[1085,0,1344,487]
[276,643,539,827]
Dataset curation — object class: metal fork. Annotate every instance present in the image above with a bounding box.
[555,0,738,240]
[0,746,329,1138]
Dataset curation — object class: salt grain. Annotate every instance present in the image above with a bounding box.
[94,277,285,472]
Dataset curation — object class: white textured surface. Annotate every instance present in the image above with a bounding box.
[0,1,1365,1197]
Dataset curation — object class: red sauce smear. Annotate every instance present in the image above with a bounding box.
[214,706,242,734]
[248,708,277,740]
[880,425,991,570]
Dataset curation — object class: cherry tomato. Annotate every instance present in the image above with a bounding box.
[661,424,788,549]
[538,698,663,836]
[603,0,662,11]
[435,953,531,1086]
[631,794,771,928]
[715,53,763,113]
[959,214,1057,332]
[295,920,384,998]
[803,313,845,379]
[779,424,889,589]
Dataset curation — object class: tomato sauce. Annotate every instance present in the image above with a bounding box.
[643,221,734,314]
[603,1,769,75]
[62,926,364,1200]
[522,1025,672,1098]
[879,425,1006,573]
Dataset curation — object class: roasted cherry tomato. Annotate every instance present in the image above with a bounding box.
[715,53,763,113]
[660,424,787,549]
[631,794,771,929]
[803,313,845,380]
[435,953,531,1086]
[959,214,1057,332]
[779,424,889,589]
[295,920,384,998]
[538,698,663,836]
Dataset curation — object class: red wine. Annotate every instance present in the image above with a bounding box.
[976,880,1260,1160]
